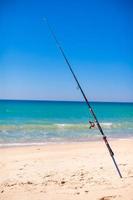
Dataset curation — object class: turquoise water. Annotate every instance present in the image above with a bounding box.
[0,100,133,146]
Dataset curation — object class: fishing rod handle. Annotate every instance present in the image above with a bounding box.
[103,136,114,157]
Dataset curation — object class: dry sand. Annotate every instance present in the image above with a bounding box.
[0,139,133,200]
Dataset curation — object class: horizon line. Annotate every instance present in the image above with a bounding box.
[0,98,133,104]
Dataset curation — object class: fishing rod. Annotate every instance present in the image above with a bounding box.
[44,18,122,178]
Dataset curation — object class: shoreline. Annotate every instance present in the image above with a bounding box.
[0,137,133,148]
[0,139,133,199]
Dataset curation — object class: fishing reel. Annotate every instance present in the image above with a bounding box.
[89,121,95,129]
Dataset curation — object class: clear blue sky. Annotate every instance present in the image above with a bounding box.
[0,0,133,102]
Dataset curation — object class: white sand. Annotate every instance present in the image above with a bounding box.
[0,139,133,200]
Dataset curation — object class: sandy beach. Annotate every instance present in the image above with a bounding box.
[0,139,133,200]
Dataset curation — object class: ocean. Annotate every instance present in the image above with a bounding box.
[0,100,133,146]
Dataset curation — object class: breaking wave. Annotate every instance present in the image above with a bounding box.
[0,121,133,133]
